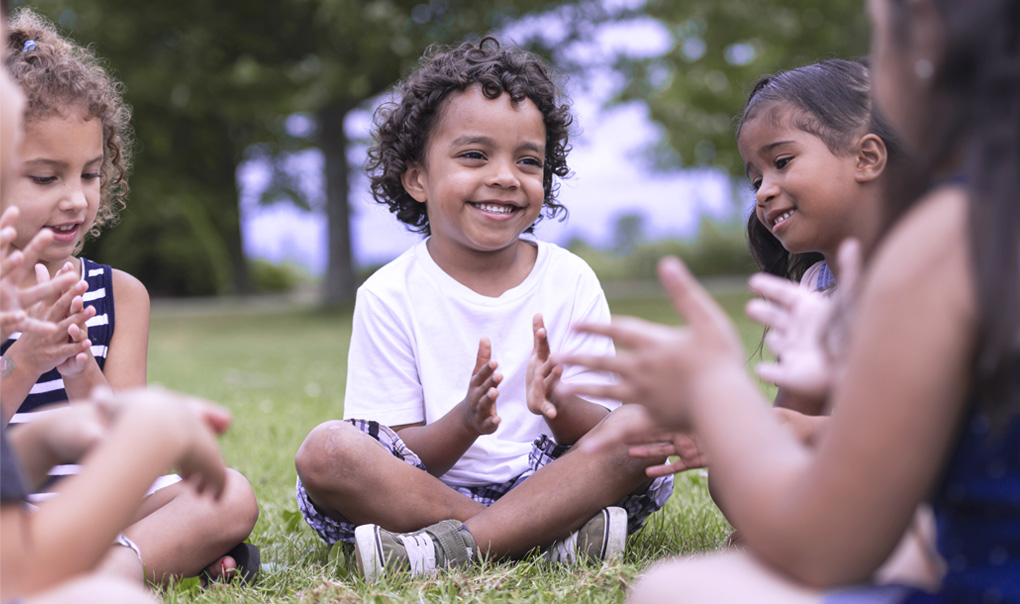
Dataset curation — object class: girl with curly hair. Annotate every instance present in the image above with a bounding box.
[0,8,259,588]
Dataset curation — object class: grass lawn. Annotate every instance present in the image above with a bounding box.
[147,282,769,603]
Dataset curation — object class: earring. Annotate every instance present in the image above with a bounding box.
[914,58,934,80]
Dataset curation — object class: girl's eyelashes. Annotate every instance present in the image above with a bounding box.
[519,156,543,168]
[459,150,485,161]
[29,175,56,185]
[775,156,792,170]
[83,172,101,182]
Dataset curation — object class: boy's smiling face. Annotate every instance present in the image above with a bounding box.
[402,85,546,261]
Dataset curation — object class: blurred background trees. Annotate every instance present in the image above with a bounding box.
[12,0,866,302]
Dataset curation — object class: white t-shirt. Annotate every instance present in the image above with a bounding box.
[343,238,619,487]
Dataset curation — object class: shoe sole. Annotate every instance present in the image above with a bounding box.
[602,507,627,561]
[354,524,383,581]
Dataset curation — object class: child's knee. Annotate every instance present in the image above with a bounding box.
[295,420,363,489]
[220,469,259,537]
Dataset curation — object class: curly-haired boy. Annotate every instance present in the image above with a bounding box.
[295,37,673,580]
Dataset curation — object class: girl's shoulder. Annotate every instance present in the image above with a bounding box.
[867,185,973,319]
[109,267,150,312]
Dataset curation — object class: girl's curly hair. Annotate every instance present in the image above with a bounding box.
[5,8,133,245]
[366,36,571,234]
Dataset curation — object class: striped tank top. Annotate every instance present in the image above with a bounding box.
[3,258,114,422]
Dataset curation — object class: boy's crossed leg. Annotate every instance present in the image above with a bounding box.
[295,405,671,573]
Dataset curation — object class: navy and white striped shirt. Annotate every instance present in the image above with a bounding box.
[3,258,115,423]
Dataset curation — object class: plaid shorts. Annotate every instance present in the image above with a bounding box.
[295,418,674,545]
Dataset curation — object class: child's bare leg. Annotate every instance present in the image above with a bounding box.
[628,550,822,604]
[25,575,156,604]
[296,420,485,531]
[465,405,664,557]
[112,468,259,584]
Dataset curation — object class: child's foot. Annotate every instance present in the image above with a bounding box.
[544,506,627,563]
[199,543,260,587]
[354,519,477,581]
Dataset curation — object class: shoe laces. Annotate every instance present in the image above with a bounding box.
[398,532,437,574]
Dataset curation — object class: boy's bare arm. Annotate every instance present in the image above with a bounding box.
[395,338,502,477]
[527,314,609,445]
[0,388,229,598]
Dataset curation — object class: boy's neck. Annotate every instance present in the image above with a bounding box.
[425,238,538,298]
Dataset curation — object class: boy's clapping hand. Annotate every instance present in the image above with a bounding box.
[461,337,501,435]
[526,313,564,420]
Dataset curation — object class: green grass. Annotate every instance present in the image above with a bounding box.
[147,284,766,603]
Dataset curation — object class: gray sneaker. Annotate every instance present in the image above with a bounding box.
[354,519,477,581]
[544,506,627,563]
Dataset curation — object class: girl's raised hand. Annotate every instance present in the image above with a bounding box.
[745,239,862,403]
[6,264,91,378]
[557,257,745,431]
[55,294,97,377]
[91,386,231,499]
[0,208,78,339]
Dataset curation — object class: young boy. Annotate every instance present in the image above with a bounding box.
[294,37,673,580]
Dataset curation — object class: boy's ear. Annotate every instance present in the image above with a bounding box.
[854,134,888,184]
[401,163,428,203]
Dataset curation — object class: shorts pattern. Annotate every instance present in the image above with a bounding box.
[295,419,674,545]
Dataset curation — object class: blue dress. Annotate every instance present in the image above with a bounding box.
[826,402,1020,603]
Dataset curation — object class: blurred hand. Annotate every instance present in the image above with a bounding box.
[557,257,746,431]
[91,386,232,499]
[745,239,862,403]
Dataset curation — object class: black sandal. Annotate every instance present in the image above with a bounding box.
[200,542,260,586]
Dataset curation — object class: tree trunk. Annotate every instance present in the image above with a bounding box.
[319,103,357,305]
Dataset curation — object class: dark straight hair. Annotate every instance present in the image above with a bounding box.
[886,0,1020,428]
[737,59,904,281]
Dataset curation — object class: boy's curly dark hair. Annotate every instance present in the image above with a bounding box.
[5,8,133,246]
[366,36,571,234]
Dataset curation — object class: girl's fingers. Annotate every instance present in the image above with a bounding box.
[745,298,789,330]
[557,381,631,408]
[16,270,79,308]
[629,442,678,458]
[554,351,621,374]
[748,272,803,308]
[755,362,785,387]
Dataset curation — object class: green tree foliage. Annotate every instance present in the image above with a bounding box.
[612,0,868,176]
[17,0,590,299]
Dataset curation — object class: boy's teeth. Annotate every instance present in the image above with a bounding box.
[475,203,514,214]
[52,225,76,232]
